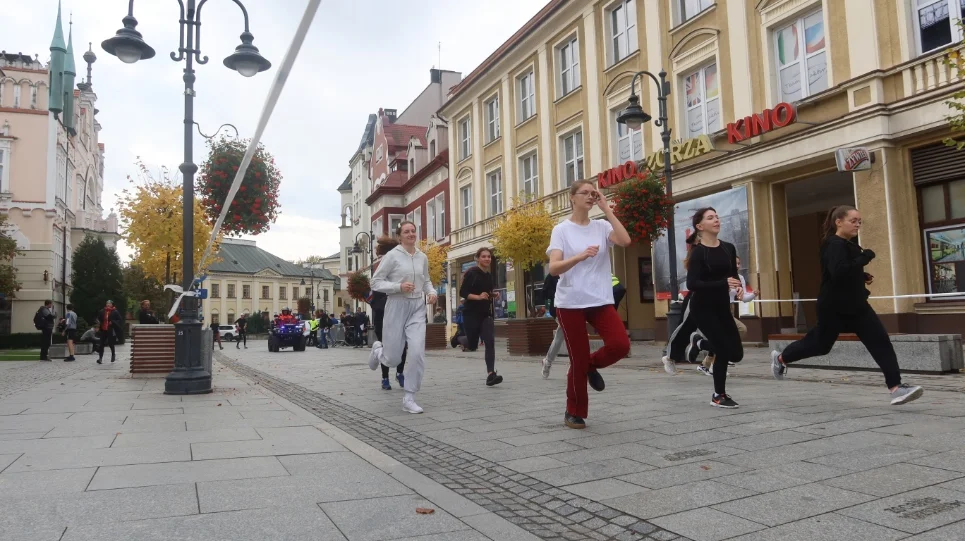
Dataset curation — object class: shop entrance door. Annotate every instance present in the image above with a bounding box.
[785,172,855,329]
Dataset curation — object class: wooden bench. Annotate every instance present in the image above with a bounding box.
[768,333,963,373]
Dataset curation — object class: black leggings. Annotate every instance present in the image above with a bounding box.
[689,299,742,395]
[99,333,116,359]
[782,304,901,389]
[237,332,247,347]
[666,296,696,361]
[459,314,495,373]
[374,308,405,378]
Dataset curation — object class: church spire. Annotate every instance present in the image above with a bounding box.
[48,0,67,115]
[63,14,77,131]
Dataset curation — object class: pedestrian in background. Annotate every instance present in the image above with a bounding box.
[95,300,122,364]
[35,300,56,361]
[63,303,78,362]
[138,300,159,324]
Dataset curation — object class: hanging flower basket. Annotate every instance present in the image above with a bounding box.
[612,173,675,244]
[347,271,370,301]
[197,136,282,236]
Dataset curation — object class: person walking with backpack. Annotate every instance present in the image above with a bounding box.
[63,304,78,362]
[94,300,122,364]
[35,300,56,361]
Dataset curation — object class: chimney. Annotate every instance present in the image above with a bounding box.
[385,109,397,123]
[430,68,441,84]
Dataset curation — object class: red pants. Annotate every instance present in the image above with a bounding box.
[557,305,630,418]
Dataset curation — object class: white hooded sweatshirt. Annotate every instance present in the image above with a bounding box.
[371,244,435,300]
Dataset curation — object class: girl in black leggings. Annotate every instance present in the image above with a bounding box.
[459,247,502,386]
[771,205,923,405]
[684,207,744,408]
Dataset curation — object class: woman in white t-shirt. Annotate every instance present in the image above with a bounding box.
[546,179,632,429]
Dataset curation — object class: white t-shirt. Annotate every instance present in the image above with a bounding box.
[546,219,615,309]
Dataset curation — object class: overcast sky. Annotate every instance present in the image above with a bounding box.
[6,0,548,262]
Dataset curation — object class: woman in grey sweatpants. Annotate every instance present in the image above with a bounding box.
[368,221,437,414]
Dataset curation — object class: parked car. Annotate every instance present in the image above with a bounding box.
[217,324,237,342]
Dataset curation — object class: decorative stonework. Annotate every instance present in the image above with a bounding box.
[758,0,821,26]
[672,35,719,75]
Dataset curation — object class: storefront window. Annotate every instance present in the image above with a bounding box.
[922,184,947,222]
[919,177,965,298]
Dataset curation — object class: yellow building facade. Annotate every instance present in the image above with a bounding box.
[441,0,965,341]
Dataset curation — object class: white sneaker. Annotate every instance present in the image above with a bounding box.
[661,356,678,375]
[368,341,383,371]
[402,393,423,414]
[890,383,924,405]
[541,358,551,379]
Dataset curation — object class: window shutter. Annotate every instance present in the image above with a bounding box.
[911,142,965,186]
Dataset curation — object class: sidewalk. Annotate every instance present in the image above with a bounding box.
[2,343,965,540]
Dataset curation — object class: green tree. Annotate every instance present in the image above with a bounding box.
[0,214,23,297]
[247,311,267,334]
[71,235,126,325]
[945,24,965,150]
[122,264,167,321]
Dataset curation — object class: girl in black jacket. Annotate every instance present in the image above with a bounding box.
[771,206,923,405]
[458,247,503,386]
[684,208,744,408]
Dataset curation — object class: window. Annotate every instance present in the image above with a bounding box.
[261,285,270,299]
[409,158,415,177]
[916,0,965,53]
[608,1,638,65]
[460,185,473,226]
[337,297,343,307]
[561,131,585,186]
[292,286,299,299]
[678,0,713,24]
[30,86,37,109]
[211,313,220,325]
[459,117,472,160]
[306,287,312,298]
[0,149,6,192]
[488,170,504,216]
[228,311,235,324]
[373,217,383,236]
[242,285,251,299]
[211,284,220,298]
[323,289,330,302]
[376,145,383,163]
[684,63,721,137]
[347,248,354,271]
[518,71,535,121]
[614,110,643,164]
[279,286,287,300]
[13,85,20,108]
[429,140,436,157]
[434,193,446,240]
[485,96,500,143]
[389,214,403,235]
[414,207,422,240]
[774,10,828,102]
[520,153,539,197]
[920,178,965,296]
[558,37,581,96]
[227,284,236,298]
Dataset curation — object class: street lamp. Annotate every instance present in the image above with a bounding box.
[352,231,374,269]
[616,70,684,338]
[300,267,316,312]
[102,0,271,395]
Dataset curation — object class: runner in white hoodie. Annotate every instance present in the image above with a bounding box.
[368,221,437,414]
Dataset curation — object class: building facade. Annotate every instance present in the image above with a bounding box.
[440,0,965,340]
[0,7,119,334]
[200,238,337,325]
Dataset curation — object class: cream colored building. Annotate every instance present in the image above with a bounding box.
[200,238,337,326]
[441,0,965,341]
[1,9,119,334]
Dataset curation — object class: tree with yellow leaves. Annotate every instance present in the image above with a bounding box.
[492,194,556,317]
[116,159,221,284]
[418,239,449,286]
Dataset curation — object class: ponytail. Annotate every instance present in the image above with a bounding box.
[683,231,701,270]
[822,205,856,244]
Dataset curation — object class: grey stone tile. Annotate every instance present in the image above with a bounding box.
[937,476,965,494]
[319,494,468,541]
[647,416,737,435]
[821,463,963,497]
[528,457,653,487]
[0,453,20,472]
[0,483,198,531]
[191,426,343,460]
[60,504,346,541]
[563,478,650,501]
[715,418,811,436]
[475,440,584,462]
[0,435,114,455]
[910,449,965,473]
[623,444,747,469]
[388,531,491,541]
[185,415,310,431]
[640,429,739,450]
[871,419,965,438]
[619,460,748,489]
[0,404,29,415]
[713,483,876,526]
[497,428,589,447]
[0,467,96,495]
[88,456,289,490]
[385,464,488,519]
[714,462,851,493]
[111,427,262,448]
[564,429,659,449]
[0,413,71,432]
[727,512,907,541]
[604,480,756,519]
[0,525,66,541]
[0,431,48,441]
[459,511,545,541]
[723,430,820,451]
[4,443,189,472]
[805,443,930,471]
[651,508,766,541]
[838,486,965,534]
[792,416,903,437]
[44,418,188,438]
[904,519,965,540]
[500,456,571,473]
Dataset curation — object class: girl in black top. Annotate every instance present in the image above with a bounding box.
[459,247,503,386]
[772,206,923,405]
[685,207,744,408]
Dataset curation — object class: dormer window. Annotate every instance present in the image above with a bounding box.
[409,158,416,177]
[376,145,383,163]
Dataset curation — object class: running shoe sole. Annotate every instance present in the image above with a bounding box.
[891,386,924,405]
[770,350,785,380]
[710,400,739,409]
[661,356,678,375]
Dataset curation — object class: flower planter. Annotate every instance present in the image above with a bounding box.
[506,317,558,356]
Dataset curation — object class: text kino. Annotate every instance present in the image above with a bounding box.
[597,135,714,188]
[727,102,797,144]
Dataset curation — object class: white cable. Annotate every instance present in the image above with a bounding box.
[194,0,323,282]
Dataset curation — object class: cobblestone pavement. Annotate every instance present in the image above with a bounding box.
[219,342,965,541]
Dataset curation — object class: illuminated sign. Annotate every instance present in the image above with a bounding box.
[726,102,797,144]
[597,135,714,188]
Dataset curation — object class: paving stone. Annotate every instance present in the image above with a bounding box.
[500,456,572,474]
[821,462,963,497]
[564,479,650,501]
[909,448,965,473]
[0,453,21,472]
[606,479,758,520]
[4,443,190,472]
[713,483,876,526]
[529,458,654,487]
[837,486,965,534]
[619,460,747,489]
[726,512,908,541]
[0,525,66,541]
[88,456,289,490]
[0,434,114,455]
[805,443,930,471]
[387,532,493,541]
[714,462,851,493]
[191,426,344,460]
[111,427,262,448]
[652,508,765,541]
[320,494,468,541]
[903,518,965,540]
[0,467,96,495]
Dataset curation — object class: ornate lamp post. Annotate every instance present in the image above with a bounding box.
[102,0,270,395]
[615,70,684,337]
[352,231,374,269]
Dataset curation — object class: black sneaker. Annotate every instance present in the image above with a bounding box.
[64,356,75,362]
[486,372,504,386]
[588,370,605,392]
[564,412,586,429]
[96,358,102,364]
[686,332,703,364]
[711,393,739,409]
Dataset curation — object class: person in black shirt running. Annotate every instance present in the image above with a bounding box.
[771,205,923,405]
[459,247,502,386]
[235,313,248,349]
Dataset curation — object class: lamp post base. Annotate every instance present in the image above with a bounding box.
[665,300,683,342]
[164,296,212,395]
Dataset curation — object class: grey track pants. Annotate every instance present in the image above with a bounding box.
[544,322,565,365]
[377,296,426,393]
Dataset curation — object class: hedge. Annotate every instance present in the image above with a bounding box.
[0,333,67,349]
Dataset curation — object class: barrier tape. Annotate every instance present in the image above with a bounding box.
[738,291,965,303]
[194,0,324,282]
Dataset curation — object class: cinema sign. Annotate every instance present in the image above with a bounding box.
[597,135,714,188]
[726,102,797,144]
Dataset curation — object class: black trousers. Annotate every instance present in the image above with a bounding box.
[40,328,53,360]
[99,333,116,359]
[666,296,695,361]
[690,302,742,395]
[782,304,901,389]
[237,332,247,347]
[459,313,496,373]
[374,308,405,378]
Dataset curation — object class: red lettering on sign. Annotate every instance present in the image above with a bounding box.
[727,102,797,144]
[772,102,796,128]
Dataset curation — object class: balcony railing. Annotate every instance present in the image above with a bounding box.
[900,44,964,99]
[451,187,572,247]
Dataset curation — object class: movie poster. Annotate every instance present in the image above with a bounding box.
[652,186,750,300]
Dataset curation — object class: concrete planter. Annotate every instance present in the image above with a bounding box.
[506,318,557,357]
